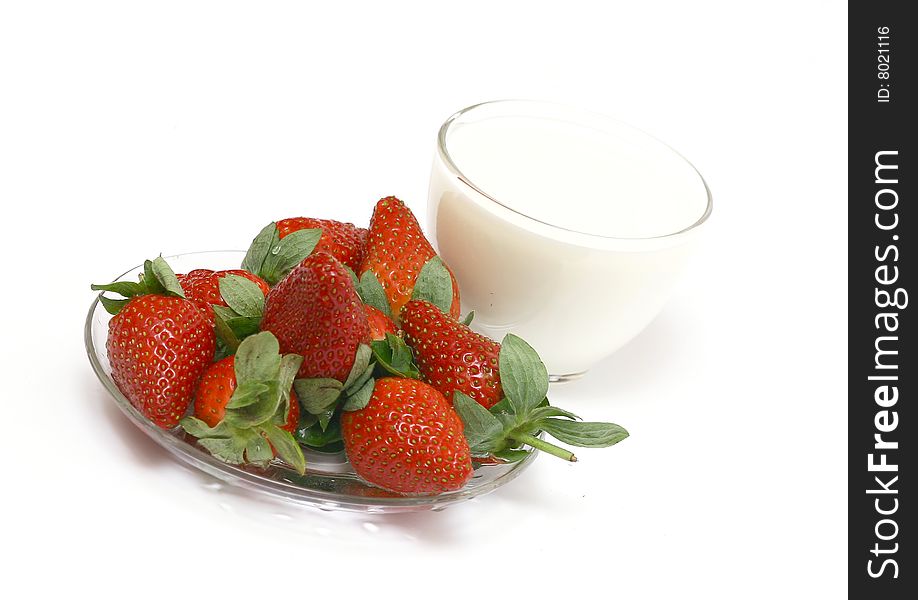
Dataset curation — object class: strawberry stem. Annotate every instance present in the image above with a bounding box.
[515,433,578,462]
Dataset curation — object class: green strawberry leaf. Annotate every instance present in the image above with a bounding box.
[454,391,503,452]
[357,270,391,317]
[90,280,145,297]
[486,392,617,461]
[234,332,282,385]
[494,412,516,430]
[213,306,241,352]
[317,407,335,431]
[227,315,261,339]
[260,228,322,285]
[197,436,247,465]
[343,266,359,289]
[455,342,630,461]
[341,377,374,412]
[244,433,274,465]
[277,352,303,399]
[527,405,580,422]
[487,397,518,433]
[488,396,515,415]
[225,381,271,409]
[224,380,282,428]
[295,417,343,449]
[411,256,453,315]
[150,256,186,298]
[260,423,306,474]
[212,305,237,322]
[212,305,260,345]
[337,348,376,412]
[297,413,318,429]
[537,419,630,448]
[180,416,230,439]
[294,378,344,414]
[279,354,304,385]
[141,260,164,294]
[218,274,265,318]
[344,362,375,398]
[370,334,420,379]
[389,334,414,369]
[499,334,549,418]
[98,296,129,315]
[92,256,184,315]
[242,222,280,276]
[461,311,475,326]
[342,344,373,391]
[274,353,303,427]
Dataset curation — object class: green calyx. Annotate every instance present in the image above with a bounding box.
[356,270,392,318]
[295,414,343,452]
[453,334,629,463]
[91,256,186,315]
[242,222,322,286]
[410,256,453,316]
[213,274,267,358]
[180,332,306,475]
[293,335,423,450]
[292,344,376,445]
[370,333,420,379]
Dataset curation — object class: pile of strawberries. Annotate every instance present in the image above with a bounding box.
[92,197,628,495]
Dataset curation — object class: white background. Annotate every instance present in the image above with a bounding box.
[0,1,847,597]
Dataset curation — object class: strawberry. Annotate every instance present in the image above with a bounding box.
[401,299,502,409]
[176,269,270,322]
[181,332,306,474]
[192,355,299,432]
[340,377,473,494]
[401,300,630,464]
[277,217,368,272]
[92,257,216,429]
[365,305,397,341]
[261,252,371,382]
[436,331,629,465]
[359,196,460,320]
[355,227,369,257]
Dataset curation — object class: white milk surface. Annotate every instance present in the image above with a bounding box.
[446,115,708,239]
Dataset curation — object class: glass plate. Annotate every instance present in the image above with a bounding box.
[85,251,538,513]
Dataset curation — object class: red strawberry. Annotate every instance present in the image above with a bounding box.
[401,299,503,409]
[355,227,369,257]
[176,269,270,322]
[341,378,473,494]
[359,196,460,319]
[261,252,371,381]
[192,355,299,432]
[365,305,397,341]
[180,332,306,474]
[93,258,216,429]
[277,217,368,272]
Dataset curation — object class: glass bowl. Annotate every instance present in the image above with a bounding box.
[85,250,538,513]
[429,100,712,380]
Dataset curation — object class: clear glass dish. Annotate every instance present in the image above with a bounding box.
[85,250,538,513]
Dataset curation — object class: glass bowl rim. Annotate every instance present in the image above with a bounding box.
[436,99,714,243]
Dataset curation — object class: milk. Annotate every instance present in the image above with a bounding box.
[445,116,707,239]
[428,102,711,378]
